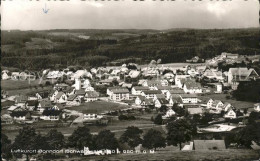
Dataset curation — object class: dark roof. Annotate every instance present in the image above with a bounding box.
[39,100,52,108]
[10,111,30,117]
[111,88,129,94]
[75,89,86,95]
[132,86,150,91]
[67,94,78,101]
[156,86,172,90]
[56,92,66,99]
[157,98,169,104]
[15,95,28,103]
[85,91,99,98]
[143,90,162,95]
[42,110,62,116]
[26,100,38,106]
[180,94,197,98]
[168,89,185,94]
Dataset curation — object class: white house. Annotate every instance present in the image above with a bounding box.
[54,92,67,104]
[165,89,185,100]
[131,86,150,95]
[141,90,162,99]
[37,99,52,113]
[84,114,103,120]
[135,95,146,105]
[224,109,237,119]
[110,88,130,101]
[85,91,99,102]
[211,100,224,111]
[175,75,190,88]
[2,72,10,80]
[254,103,260,112]
[179,94,198,104]
[155,86,173,95]
[162,109,176,119]
[228,68,259,84]
[183,82,202,94]
[154,98,169,108]
[40,110,62,121]
[66,94,82,106]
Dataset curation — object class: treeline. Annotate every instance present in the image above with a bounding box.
[2,28,259,70]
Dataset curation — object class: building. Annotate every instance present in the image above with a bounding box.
[141,90,162,99]
[179,94,198,104]
[110,88,130,101]
[155,86,173,95]
[10,111,31,121]
[25,100,38,111]
[162,109,176,119]
[54,92,67,104]
[66,94,82,106]
[135,95,146,105]
[154,98,169,108]
[38,99,52,113]
[40,110,62,121]
[224,108,237,119]
[183,81,203,94]
[165,89,185,100]
[221,52,239,59]
[131,86,150,95]
[203,69,224,82]
[254,103,260,112]
[187,107,203,115]
[85,91,99,102]
[175,75,190,88]
[211,100,224,111]
[228,68,259,84]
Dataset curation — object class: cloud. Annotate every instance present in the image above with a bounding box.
[206,2,231,18]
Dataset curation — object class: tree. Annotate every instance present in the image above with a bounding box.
[159,105,168,113]
[200,113,213,125]
[235,124,259,148]
[142,129,166,150]
[248,111,260,125]
[94,130,119,150]
[154,114,163,125]
[1,133,12,160]
[67,125,94,150]
[166,119,197,150]
[120,126,143,149]
[12,126,36,160]
[46,129,65,150]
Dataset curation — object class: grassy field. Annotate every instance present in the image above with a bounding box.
[66,101,131,114]
[53,148,260,161]
[1,79,55,95]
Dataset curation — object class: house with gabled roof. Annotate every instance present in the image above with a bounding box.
[135,95,146,105]
[36,91,50,100]
[37,99,52,113]
[155,98,169,108]
[53,92,67,104]
[183,81,203,94]
[25,100,38,111]
[110,88,129,101]
[175,75,190,88]
[15,95,28,107]
[85,91,99,102]
[165,89,185,100]
[228,68,259,84]
[224,108,237,119]
[141,90,162,99]
[66,94,82,106]
[40,110,62,121]
[162,109,176,119]
[254,103,260,112]
[10,111,31,121]
[203,69,224,81]
[141,98,154,107]
[178,94,198,104]
[211,100,224,111]
[75,89,86,97]
[131,86,150,95]
[155,86,173,95]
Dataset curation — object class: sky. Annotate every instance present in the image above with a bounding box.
[1,0,259,30]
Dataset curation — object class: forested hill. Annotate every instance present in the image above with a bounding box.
[1,28,259,70]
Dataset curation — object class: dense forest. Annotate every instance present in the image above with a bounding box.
[1,28,259,70]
